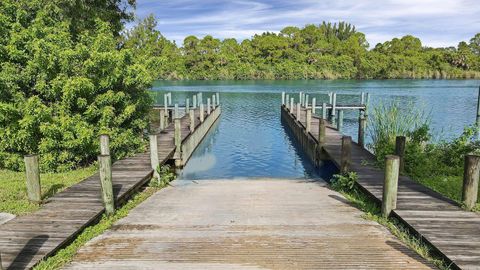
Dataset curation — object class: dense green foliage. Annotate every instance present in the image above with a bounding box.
[368,102,480,207]
[0,0,153,172]
[125,16,480,80]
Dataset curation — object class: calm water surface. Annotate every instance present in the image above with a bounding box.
[151,80,480,180]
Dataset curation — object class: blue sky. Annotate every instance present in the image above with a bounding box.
[134,0,480,48]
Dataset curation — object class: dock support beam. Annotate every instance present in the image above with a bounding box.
[24,154,41,203]
[149,134,160,179]
[462,154,480,210]
[98,154,114,215]
[341,136,351,174]
[382,155,400,218]
[395,136,406,173]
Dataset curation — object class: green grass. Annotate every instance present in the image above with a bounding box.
[0,166,97,215]
[333,184,452,270]
[33,186,159,270]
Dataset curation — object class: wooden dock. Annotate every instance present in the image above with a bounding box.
[281,105,480,270]
[64,179,433,269]
[0,105,221,270]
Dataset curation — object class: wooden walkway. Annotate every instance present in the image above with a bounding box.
[64,179,433,269]
[0,107,216,270]
[285,106,480,270]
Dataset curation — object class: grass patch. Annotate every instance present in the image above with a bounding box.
[331,174,452,270]
[0,166,96,215]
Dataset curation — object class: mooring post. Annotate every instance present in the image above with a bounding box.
[331,93,337,125]
[174,104,179,119]
[312,98,316,114]
[395,136,406,173]
[149,134,160,179]
[328,92,333,104]
[186,98,190,113]
[212,94,216,109]
[306,108,312,133]
[174,118,182,167]
[361,92,365,105]
[296,103,301,121]
[358,110,366,148]
[193,95,197,109]
[322,102,327,120]
[382,155,400,218]
[216,92,220,105]
[207,98,211,115]
[159,110,165,131]
[299,92,303,105]
[198,92,203,105]
[100,134,110,155]
[98,154,114,215]
[462,154,480,210]
[476,87,480,140]
[24,154,41,203]
[199,103,204,123]
[168,92,172,105]
[318,119,326,145]
[0,252,3,270]
[340,136,352,174]
[305,94,309,108]
[282,92,285,105]
[337,110,344,132]
[285,94,289,109]
[164,93,168,108]
[290,98,294,113]
[189,109,195,132]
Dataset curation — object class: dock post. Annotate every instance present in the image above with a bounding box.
[198,92,203,105]
[337,110,344,132]
[318,119,326,145]
[282,92,285,105]
[382,155,400,218]
[305,94,309,108]
[24,154,41,203]
[476,87,480,140]
[358,110,366,148]
[174,118,182,167]
[164,97,168,125]
[159,110,165,131]
[199,103,204,123]
[340,136,352,174]
[100,134,110,155]
[216,92,220,105]
[149,134,160,179]
[213,94,217,109]
[306,108,312,133]
[299,92,303,105]
[193,95,197,109]
[186,98,190,113]
[312,98,316,114]
[0,252,3,270]
[395,136,406,173]
[174,104,179,119]
[189,109,195,132]
[207,98,211,115]
[290,98,294,113]
[462,154,480,210]
[322,102,327,120]
[98,154,114,215]
[168,92,172,105]
[331,93,337,126]
[296,103,301,121]
[361,92,365,105]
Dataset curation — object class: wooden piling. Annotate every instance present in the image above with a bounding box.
[337,110,344,132]
[340,136,352,174]
[207,98,211,115]
[189,109,195,132]
[198,93,203,105]
[212,94,216,109]
[312,98,316,114]
[462,154,480,210]
[282,92,285,105]
[174,118,182,167]
[193,95,197,109]
[24,154,41,203]
[306,108,312,133]
[331,93,337,125]
[322,102,327,120]
[159,110,165,131]
[358,111,366,148]
[200,103,204,123]
[186,98,190,113]
[0,252,3,270]
[149,134,160,179]
[98,154,114,215]
[305,94,309,108]
[299,92,303,105]
[216,92,220,105]
[174,104,179,118]
[168,92,172,105]
[100,134,110,155]
[476,87,480,140]
[395,136,406,173]
[382,155,400,218]
[290,98,294,113]
[318,119,326,145]
[361,92,365,105]
[296,103,301,121]
[285,94,290,109]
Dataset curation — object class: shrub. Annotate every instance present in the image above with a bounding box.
[331,172,358,191]
[150,165,176,188]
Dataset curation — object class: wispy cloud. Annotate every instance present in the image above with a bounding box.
[135,0,480,48]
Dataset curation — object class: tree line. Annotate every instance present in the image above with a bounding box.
[123,15,480,80]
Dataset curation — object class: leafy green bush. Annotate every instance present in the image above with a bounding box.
[331,172,358,191]
[0,1,152,172]
[150,165,176,188]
